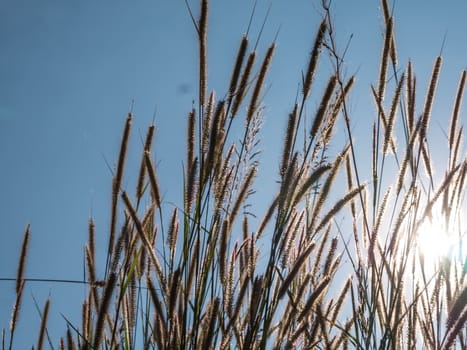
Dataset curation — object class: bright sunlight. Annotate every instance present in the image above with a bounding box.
[416,203,466,272]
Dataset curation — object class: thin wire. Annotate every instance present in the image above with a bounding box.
[0,277,158,291]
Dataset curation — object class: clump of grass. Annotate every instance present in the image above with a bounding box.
[2,0,467,349]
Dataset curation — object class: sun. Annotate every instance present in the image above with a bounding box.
[415,205,466,274]
[417,216,451,267]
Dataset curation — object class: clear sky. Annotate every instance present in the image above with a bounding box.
[1,0,467,347]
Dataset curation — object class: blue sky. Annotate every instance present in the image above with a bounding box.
[1,0,467,347]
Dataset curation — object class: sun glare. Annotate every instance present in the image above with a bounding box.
[416,206,466,273]
[417,217,450,265]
